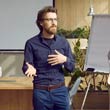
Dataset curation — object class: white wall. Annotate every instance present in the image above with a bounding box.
[0,0,53,50]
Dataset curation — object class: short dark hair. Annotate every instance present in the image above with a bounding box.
[36,6,57,32]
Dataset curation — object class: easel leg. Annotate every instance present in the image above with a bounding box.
[81,74,93,110]
[81,80,91,110]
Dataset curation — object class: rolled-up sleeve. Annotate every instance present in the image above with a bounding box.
[64,41,75,72]
[22,40,34,74]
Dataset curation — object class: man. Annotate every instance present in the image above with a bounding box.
[22,6,75,110]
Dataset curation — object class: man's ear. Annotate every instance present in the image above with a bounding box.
[40,22,43,26]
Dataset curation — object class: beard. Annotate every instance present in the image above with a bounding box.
[45,25,57,35]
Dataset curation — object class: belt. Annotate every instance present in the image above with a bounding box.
[34,82,65,91]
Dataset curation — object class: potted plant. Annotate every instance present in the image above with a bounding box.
[57,26,90,39]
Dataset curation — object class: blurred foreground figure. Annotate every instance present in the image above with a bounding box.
[108,74,110,85]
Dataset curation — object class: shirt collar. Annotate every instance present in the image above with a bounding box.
[39,33,57,42]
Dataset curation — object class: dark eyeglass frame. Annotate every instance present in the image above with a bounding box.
[42,18,57,22]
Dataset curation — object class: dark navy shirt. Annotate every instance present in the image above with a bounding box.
[22,33,75,85]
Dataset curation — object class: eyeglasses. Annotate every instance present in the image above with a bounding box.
[42,18,57,22]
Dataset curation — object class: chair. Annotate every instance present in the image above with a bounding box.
[69,76,81,110]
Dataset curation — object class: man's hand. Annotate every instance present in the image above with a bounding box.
[25,62,37,77]
[47,50,67,66]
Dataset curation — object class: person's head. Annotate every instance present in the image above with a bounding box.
[36,6,57,36]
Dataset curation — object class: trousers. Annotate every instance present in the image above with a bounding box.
[33,86,70,110]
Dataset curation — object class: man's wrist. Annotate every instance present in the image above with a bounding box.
[64,56,67,63]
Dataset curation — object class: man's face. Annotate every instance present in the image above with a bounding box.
[41,12,57,35]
